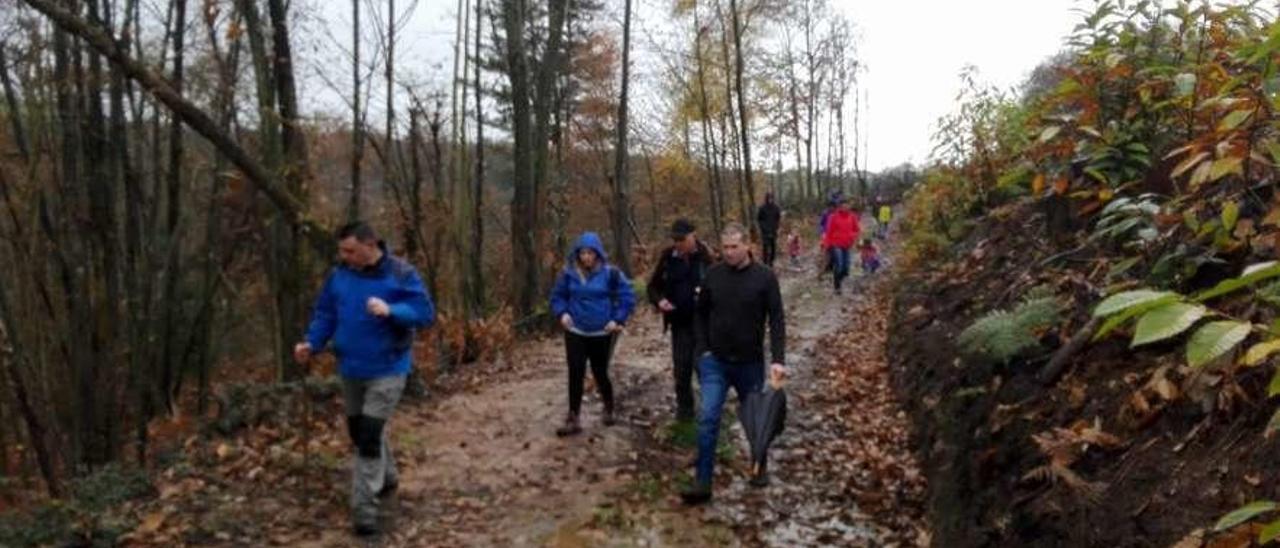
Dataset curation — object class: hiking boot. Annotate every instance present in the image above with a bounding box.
[602,405,617,427]
[680,482,713,506]
[555,413,582,437]
[353,521,380,537]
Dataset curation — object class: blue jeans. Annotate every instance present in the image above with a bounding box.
[829,247,851,290]
[695,353,764,485]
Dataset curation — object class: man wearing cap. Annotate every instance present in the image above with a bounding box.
[647,219,715,423]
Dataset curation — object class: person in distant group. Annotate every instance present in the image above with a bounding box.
[549,232,636,437]
[820,198,860,295]
[647,219,715,424]
[756,193,782,267]
[787,229,802,267]
[680,222,788,505]
[859,238,881,275]
[817,191,842,237]
[295,221,436,537]
[817,194,841,278]
[877,198,893,239]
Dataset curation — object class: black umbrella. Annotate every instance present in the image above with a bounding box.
[739,376,787,473]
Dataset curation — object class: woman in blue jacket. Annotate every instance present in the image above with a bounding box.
[549,232,636,436]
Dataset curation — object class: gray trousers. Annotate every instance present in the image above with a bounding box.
[342,375,406,526]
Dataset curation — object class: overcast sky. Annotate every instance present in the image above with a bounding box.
[836,0,1080,169]
[304,0,1085,171]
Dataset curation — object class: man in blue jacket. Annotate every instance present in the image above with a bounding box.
[294,221,435,537]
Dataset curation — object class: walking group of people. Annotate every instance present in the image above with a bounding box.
[547,216,788,505]
[291,192,889,536]
[817,193,890,295]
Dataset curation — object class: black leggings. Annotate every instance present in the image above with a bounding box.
[565,332,616,415]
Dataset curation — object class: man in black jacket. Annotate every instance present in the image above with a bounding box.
[756,193,782,266]
[681,222,788,505]
[647,219,714,422]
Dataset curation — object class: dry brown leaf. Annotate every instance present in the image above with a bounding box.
[1168,527,1205,548]
[1207,523,1259,548]
[137,510,166,534]
[1130,391,1153,416]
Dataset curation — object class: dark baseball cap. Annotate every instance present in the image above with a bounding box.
[670,218,695,238]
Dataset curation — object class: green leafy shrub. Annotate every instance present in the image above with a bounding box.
[958,288,1062,363]
[0,465,151,547]
[70,463,154,513]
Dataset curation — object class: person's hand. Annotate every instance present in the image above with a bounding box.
[367,297,390,317]
[769,363,789,386]
[560,313,574,330]
[658,299,676,313]
[293,342,312,364]
[605,321,623,333]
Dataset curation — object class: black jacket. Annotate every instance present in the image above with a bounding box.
[756,202,782,236]
[647,241,714,328]
[696,260,786,365]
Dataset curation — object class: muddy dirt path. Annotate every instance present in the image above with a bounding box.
[300,247,920,547]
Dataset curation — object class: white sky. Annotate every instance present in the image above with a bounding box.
[836,0,1081,169]
[302,0,1086,172]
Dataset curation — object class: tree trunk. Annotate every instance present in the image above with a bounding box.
[0,297,60,496]
[469,0,485,316]
[0,45,30,161]
[503,0,568,319]
[502,0,534,318]
[266,0,313,381]
[714,0,748,229]
[158,0,188,418]
[692,11,723,236]
[349,0,363,221]
[452,0,471,320]
[529,0,570,311]
[408,109,427,274]
[784,37,806,204]
[611,0,633,275]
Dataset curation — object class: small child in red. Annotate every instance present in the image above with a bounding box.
[859,239,881,274]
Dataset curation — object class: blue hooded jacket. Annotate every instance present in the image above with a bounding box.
[304,244,436,379]
[549,232,636,335]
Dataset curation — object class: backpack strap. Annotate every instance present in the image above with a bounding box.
[607,265,621,295]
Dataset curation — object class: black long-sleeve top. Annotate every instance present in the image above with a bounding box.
[695,260,786,365]
[646,241,714,327]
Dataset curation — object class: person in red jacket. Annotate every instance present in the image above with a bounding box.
[820,198,860,294]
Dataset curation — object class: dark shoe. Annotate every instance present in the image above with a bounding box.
[680,482,713,505]
[556,414,582,437]
[354,522,380,537]
[603,405,617,427]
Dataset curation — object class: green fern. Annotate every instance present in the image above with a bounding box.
[958,290,1062,363]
